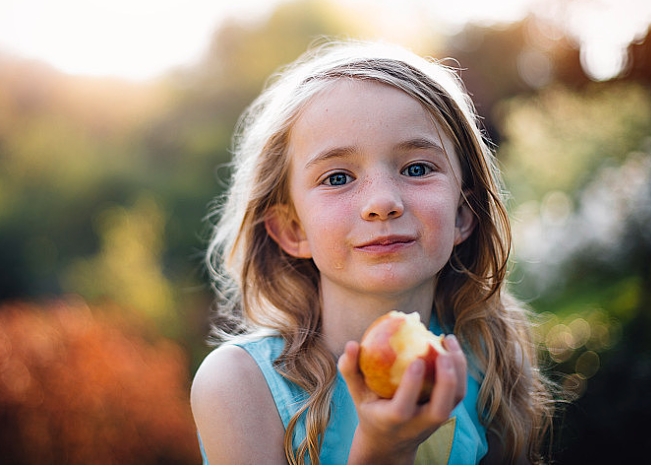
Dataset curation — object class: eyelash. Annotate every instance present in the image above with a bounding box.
[321,162,436,186]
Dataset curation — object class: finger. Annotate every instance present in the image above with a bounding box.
[443,335,467,403]
[337,341,370,402]
[425,353,458,422]
[391,359,426,414]
[337,341,360,376]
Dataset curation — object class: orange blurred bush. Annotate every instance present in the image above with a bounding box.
[0,297,201,464]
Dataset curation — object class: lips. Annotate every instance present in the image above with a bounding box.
[355,235,416,253]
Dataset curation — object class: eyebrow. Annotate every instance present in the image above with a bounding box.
[395,137,446,154]
[303,137,447,170]
[304,146,359,169]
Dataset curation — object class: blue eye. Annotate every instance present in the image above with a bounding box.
[324,172,352,186]
[403,163,432,177]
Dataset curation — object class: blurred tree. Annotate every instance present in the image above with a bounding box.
[499,82,651,202]
[62,194,179,336]
[0,57,170,300]
[0,297,201,464]
[442,15,590,144]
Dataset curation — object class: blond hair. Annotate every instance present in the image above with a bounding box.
[205,40,555,464]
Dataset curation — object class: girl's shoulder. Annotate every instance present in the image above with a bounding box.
[190,339,286,463]
[191,343,262,392]
[191,332,283,408]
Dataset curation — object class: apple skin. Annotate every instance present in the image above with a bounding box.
[358,311,447,403]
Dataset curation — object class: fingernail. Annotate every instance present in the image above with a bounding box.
[445,334,460,351]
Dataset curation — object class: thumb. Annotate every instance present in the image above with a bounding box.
[338,341,371,402]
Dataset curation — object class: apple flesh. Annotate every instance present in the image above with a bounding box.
[358,311,448,403]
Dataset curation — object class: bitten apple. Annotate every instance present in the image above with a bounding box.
[358,310,448,403]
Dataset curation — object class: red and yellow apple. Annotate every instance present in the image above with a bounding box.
[358,310,448,403]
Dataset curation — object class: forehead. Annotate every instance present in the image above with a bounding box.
[287,78,461,173]
[294,78,431,128]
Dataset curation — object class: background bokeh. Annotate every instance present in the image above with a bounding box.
[1,0,650,463]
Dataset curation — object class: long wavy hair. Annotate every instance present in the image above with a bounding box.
[205,39,555,464]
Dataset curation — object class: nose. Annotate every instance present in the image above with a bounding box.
[360,178,404,221]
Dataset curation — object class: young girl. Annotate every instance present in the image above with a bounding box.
[191,39,555,464]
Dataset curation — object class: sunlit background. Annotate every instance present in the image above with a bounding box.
[1,0,650,463]
[2,0,651,81]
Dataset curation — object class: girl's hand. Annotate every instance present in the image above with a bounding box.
[338,335,467,464]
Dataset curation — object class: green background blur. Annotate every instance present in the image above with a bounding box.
[1,0,650,463]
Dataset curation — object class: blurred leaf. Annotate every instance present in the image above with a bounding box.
[62,194,179,334]
[500,83,651,202]
[0,298,201,464]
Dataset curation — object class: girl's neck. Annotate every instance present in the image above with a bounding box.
[319,281,434,357]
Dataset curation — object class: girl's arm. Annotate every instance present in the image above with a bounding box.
[190,345,287,464]
[338,335,467,464]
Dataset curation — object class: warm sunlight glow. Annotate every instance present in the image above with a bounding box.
[0,0,650,81]
[0,0,280,80]
[557,0,651,80]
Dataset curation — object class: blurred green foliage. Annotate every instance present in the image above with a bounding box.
[501,82,651,201]
[1,0,650,463]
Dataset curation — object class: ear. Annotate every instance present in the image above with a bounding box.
[264,204,312,259]
[454,197,476,246]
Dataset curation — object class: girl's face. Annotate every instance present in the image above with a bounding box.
[266,79,475,304]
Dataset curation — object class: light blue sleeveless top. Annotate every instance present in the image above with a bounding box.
[199,318,488,464]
